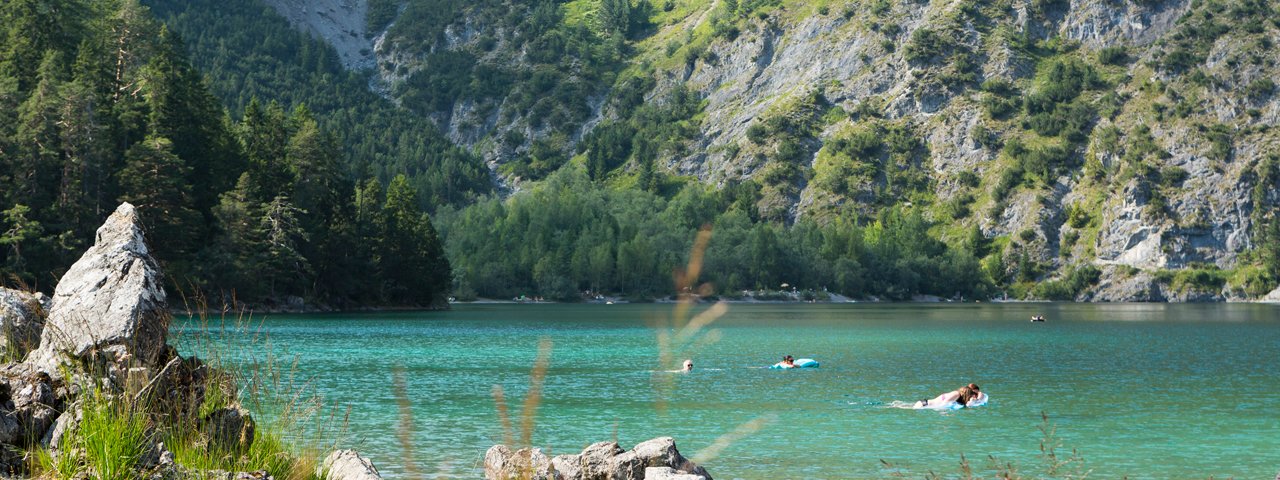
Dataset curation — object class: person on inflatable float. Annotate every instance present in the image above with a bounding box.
[780,355,796,368]
[916,383,984,408]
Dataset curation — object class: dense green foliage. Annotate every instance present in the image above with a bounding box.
[0,0,450,308]
[377,0,655,181]
[144,0,492,208]
[438,166,992,301]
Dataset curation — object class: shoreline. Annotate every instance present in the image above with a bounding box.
[165,292,1280,315]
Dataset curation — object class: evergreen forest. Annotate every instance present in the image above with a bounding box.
[0,0,451,308]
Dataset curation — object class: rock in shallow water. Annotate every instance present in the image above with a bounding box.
[485,437,711,480]
[320,449,382,480]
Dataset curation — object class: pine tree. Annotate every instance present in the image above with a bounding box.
[0,0,89,90]
[258,194,310,298]
[116,136,200,258]
[378,175,450,305]
[285,106,343,223]
[599,0,631,37]
[12,51,67,208]
[238,99,293,203]
[145,27,244,215]
[0,204,43,282]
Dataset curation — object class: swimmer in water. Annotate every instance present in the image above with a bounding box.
[915,383,983,408]
[682,359,693,372]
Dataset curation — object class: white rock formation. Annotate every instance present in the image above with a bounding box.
[27,203,170,375]
[321,449,383,480]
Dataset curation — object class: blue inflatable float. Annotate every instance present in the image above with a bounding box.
[769,358,819,369]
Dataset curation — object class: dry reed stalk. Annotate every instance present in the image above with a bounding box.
[653,225,726,416]
[689,414,775,465]
[393,366,423,479]
[520,338,553,448]
[491,385,514,447]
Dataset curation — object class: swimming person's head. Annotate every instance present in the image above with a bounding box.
[967,383,981,393]
[957,386,975,404]
[682,359,693,371]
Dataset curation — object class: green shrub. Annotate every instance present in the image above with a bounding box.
[1246,78,1275,99]
[366,0,400,33]
[1159,167,1188,188]
[992,163,1024,202]
[1098,45,1127,65]
[982,94,1020,119]
[1061,230,1079,255]
[1203,124,1232,161]
[1032,264,1101,300]
[1162,47,1199,72]
[746,122,769,144]
[1066,203,1091,229]
[1158,266,1229,294]
[904,28,955,63]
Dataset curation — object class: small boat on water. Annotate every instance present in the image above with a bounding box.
[1030,315,1046,322]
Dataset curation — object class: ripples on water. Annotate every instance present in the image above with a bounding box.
[174,303,1280,479]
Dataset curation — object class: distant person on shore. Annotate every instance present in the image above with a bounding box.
[915,383,984,408]
[682,359,694,372]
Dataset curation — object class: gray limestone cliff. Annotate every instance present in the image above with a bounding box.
[246,0,1280,301]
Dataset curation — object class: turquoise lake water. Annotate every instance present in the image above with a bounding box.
[175,303,1280,479]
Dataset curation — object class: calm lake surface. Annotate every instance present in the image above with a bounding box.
[175,303,1280,479]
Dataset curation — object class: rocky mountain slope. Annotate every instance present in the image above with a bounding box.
[248,0,1280,300]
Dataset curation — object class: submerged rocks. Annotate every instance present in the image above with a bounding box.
[320,450,383,480]
[27,202,170,375]
[485,437,711,480]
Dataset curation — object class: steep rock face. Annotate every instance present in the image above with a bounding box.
[256,0,1279,299]
[26,203,170,374]
[262,0,376,71]
[641,0,1277,293]
[1057,0,1191,47]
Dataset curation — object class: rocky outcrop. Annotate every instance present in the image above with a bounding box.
[1086,266,1166,302]
[261,0,376,71]
[320,449,383,480]
[485,437,711,480]
[205,406,256,453]
[0,287,48,360]
[0,203,271,479]
[0,362,61,449]
[257,0,1280,301]
[26,202,170,376]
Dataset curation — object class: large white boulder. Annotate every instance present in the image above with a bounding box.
[27,203,170,375]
